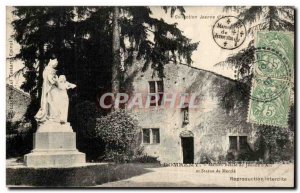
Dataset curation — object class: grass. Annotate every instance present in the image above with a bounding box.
[7,163,159,187]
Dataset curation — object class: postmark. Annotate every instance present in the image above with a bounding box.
[247,32,294,128]
[236,47,291,102]
[212,16,246,50]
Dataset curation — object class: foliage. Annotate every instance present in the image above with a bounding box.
[131,155,160,163]
[6,111,33,158]
[213,80,250,114]
[226,147,257,162]
[217,6,294,105]
[12,6,197,159]
[6,133,32,158]
[236,147,257,161]
[70,100,105,161]
[118,7,199,77]
[224,6,294,33]
[254,105,295,163]
[215,7,295,163]
[225,152,235,161]
[12,7,112,127]
[95,110,140,163]
[254,126,294,162]
[6,119,21,135]
[200,153,214,164]
[11,6,198,124]
[72,100,102,138]
[215,6,295,111]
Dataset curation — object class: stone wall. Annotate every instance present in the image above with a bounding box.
[6,84,30,122]
[126,62,255,163]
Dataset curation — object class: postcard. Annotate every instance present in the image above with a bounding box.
[6,6,295,188]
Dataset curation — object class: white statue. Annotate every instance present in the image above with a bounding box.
[26,59,85,167]
[35,59,76,124]
[56,75,76,123]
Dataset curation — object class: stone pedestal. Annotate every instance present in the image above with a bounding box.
[24,121,86,168]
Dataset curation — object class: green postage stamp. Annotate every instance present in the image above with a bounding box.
[247,31,294,128]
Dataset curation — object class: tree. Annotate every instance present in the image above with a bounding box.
[225,6,294,33]
[11,7,198,158]
[110,6,198,108]
[12,7,78,129]
[12,6,198,119]
[216,6,295,162]
[111,7,121,110]
[221,6,294,82]
[216,6,294,109]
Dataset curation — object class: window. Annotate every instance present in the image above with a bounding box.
[142,129,150,144]
[148,81,164,106]
[229,136,238,151]
[229,136,248,151]
[157,81,164,106]
[239,136,248,150]
[152,129,160,144]
[149,81,156,93]
[182,106,189,125]
[142,128,160,144]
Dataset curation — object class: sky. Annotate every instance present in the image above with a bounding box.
[151,6,253,78]
[6,6,254,88]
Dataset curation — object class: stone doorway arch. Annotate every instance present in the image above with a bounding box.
[180,130,194,138]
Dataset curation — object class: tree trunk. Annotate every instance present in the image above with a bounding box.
[37,45,45,101]
[268,6,275,31]
[111,6,121,110]
[264,146,271,163]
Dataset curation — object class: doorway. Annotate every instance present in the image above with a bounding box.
[181,137,194,164]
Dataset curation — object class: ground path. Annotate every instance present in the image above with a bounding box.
[98,164,294,187]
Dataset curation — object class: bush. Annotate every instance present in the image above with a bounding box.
[131,155,160,163]
[200,153,214,164]
[226,151,235,161]
[237,148,257,161]
[6,120,33,158]
[254,125,294,163]
[95,110,140,163]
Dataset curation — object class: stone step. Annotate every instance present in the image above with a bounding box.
[25,150,86,168]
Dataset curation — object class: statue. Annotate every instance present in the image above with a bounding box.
[35,59,76,124]
[56,75,76,123]
[25,58,85,167]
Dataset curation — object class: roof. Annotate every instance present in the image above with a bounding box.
[6,84,30,99]
[176,62,238,83]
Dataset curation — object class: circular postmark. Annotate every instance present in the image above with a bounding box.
[235,47,291,102]
[212,16,247,50]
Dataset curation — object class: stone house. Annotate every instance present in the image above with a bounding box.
[126,62,255,163]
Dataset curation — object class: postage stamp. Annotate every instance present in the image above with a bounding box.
[212,16,247,50]
[247,32,294,128]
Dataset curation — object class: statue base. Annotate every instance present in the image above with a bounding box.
[24,121,86,168]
